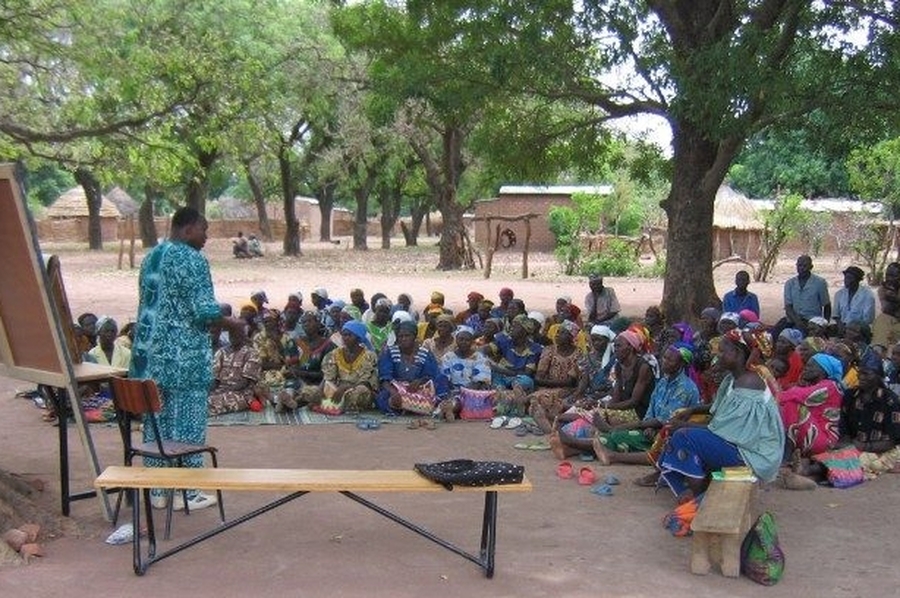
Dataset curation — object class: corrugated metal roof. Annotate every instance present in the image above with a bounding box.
[750,198,883,214]
[498,185,614,196]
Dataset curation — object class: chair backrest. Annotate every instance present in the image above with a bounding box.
[110,377,162,417]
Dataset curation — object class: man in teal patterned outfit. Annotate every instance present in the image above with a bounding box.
[130,207,242,510]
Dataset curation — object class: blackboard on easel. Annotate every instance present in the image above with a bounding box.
[0,163,120,519]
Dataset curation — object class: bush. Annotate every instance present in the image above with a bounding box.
[580,239,640,277]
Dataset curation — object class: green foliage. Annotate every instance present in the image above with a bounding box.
[847,137,900,217]
[548,205,582,275]
[580,239,640,278]
[24,162,75,207]
[756,194,808,281]
[729,128,851,198]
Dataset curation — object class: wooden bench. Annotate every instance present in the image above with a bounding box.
[690,480,757,577]
[95,466,531,578]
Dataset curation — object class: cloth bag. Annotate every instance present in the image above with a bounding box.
[458,388,496,420]
[812,446,865,488]
[740,511,785,586]
[414,459,524,490]
[394,380,436,415]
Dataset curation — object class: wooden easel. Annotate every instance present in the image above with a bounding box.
[0,163,123,520]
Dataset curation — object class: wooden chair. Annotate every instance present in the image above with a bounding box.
[109,376,225,539]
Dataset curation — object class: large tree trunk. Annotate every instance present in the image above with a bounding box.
[404,200,430,246]
[661,123,738,322]
[244,162,272,241]
[278,150,301,256]
[353,187,369,251]
[73,168,103,250]
[377,180,404,249]
[139,184,159,248]
[184,148,218,214]
[316,182,336,242]
[438,198,465,270]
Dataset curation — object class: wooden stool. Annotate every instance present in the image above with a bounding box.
[690,480,757,577]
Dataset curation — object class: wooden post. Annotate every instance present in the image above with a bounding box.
[484,218,494,279]
[522,218,532,279]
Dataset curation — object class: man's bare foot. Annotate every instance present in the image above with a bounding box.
[592,437,612,466]
[549,432,566,460]
[634,470,660,487]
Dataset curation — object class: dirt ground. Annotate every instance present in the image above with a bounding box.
[1,237,897,597]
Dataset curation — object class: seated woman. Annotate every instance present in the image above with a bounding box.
[376,320,448,415]
[594,330,656,425]
[827,340,859,389]
[840,352,900,476]
[657,329,785,502]
[473,315,502,348]
[253,309,291,403]
[87,317,131,369]
[464,299,494,337]
[581,343,702,465]
[773,328,804,389]
[438,326,493,420]
[299,321,378,415]
[777,353,844,461]
[527,321,583,433]
[277,311,337,412]
[422,314,457,361]
[207,326,262,416]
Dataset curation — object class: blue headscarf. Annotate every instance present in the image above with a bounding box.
[341,320,372,350]
[810,353,844,383]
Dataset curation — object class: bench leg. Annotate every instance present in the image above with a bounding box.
[719,533,742,578]
[690,531,712,575]
[480,491,498,578]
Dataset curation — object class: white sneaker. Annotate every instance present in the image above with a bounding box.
[172,492,218,511]
[149,494,168,510]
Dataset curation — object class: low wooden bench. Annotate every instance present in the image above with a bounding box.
[690,480,757,577]
[95,466,531,578]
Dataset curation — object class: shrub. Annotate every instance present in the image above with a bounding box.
[580,238,640,277]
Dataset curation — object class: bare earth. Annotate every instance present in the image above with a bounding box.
[0,237,896,598]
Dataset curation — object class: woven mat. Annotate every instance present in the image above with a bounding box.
[208,405,418,427]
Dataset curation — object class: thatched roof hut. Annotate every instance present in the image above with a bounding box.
[712,185,764,260]
[105,186,139,217]
[45,187,121,219]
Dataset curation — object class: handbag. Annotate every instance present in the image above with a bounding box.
[394,380,436,415]
[458,387,496,420]
[414,459,524,490]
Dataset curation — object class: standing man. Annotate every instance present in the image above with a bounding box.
[722,270,761,319]
[832,265,876,332]
[584,274,620,326]
[781,255,830,335]
[130,207,243,511]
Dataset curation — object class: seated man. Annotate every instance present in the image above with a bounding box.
[232,231,251,258]
[832,265,876,333]
[584,274,620,326]
[873,262,900,350]
[722,270,760,318]
[247,234,264,257]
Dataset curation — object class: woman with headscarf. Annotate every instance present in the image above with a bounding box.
[422,314,457,361]
[87,317,131,369]
[596,329,656,425]
[657,329,785,502]
[527,320,583,433]
[291,311,336,386]
[376,320,448,416]
[485,314,543,392]
[366,297,394,352]
[774,328,805,389]
[299,320,378,415]
[208,324,262,416]
[437,326,493,420]
[777,353,844,460]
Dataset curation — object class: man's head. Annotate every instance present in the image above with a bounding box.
[734,270,750,292]
[171,207,208,250]
[842,266,865,289]
[795,255,813,278]
[589,274,604,293]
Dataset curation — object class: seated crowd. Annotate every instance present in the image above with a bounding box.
[72,262,900,501]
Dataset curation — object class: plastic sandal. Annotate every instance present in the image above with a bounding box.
[407,419,423,430]
[604,474,620,486]
[505,416,523,429]
[514,424,530,437]
[590,483,614,497]
[578,466,597,486]
[556,461,574,479]
[489,416,508,429]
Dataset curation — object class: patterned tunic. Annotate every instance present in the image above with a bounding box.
[130,240,221,471]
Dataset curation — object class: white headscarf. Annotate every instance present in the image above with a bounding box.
[590,324,616,368]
